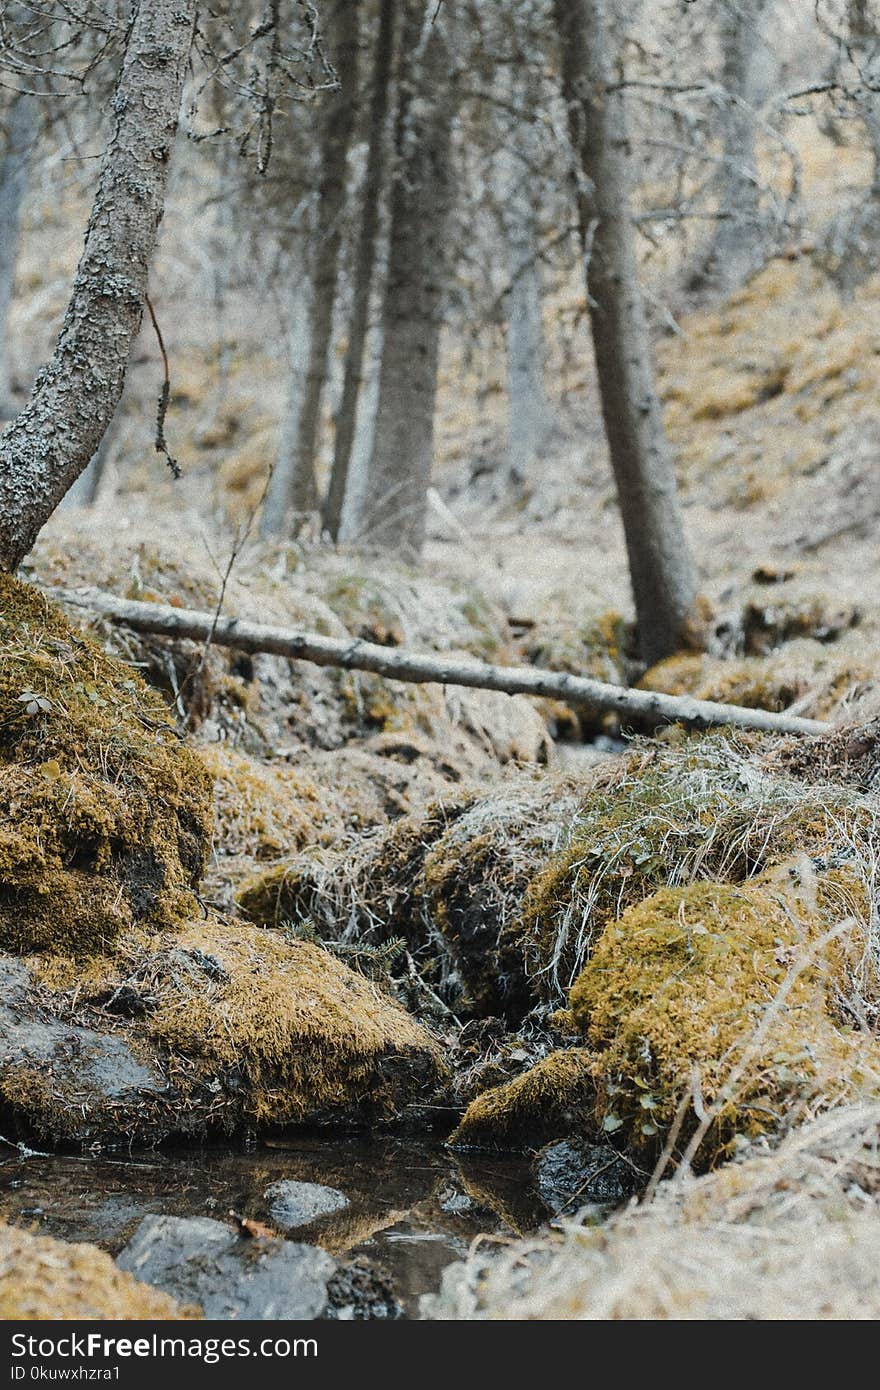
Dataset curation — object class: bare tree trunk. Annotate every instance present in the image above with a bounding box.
[0,92,37,420]
[816,0,880,294]
[552,0,701,666]
[0,0,196,573]
[495,72,552,487]
[323,0,395,542]
[360,0,458,556]
[693,0,772,293]
[263,0,360,532]
[848,0,880,190]
[260,252,314,537]
[341,313,385,540]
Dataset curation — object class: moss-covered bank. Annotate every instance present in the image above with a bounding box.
[0,573,212,954]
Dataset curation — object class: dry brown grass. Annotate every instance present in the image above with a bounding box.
[0,1221,194,1319]
[426,1103,880,1319]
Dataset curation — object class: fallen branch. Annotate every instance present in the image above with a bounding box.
[53,587,832,737]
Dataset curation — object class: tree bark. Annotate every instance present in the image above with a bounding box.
[0,0,196,573]
[341,315,385,540]
[848,0,880,191]
[552,0,701,667]
[323,0,395,542]
[0,92,38,419]
[54,585,830,737]
[694,0,772,293]
[260,253,315,537]
[495,72,552,487]
[264,0,360,531]
[360,0,458,556]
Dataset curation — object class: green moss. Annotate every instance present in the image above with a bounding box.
[516,736,879,1001]
[640,642,870,720]
[338,668,439,737]
[449,1049,596,1150]
[200,743,343,860]
[235,857,323,929]
[142,918,447,1128]
[568,875,880,1165]
[0,574,213,953]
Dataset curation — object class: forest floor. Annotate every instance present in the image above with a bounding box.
[4,120,880,1319]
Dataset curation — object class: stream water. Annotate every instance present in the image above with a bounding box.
[0,1136,546,1316]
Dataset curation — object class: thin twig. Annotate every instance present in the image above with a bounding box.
[144,293,181,479]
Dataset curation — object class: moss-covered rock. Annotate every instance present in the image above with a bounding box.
[236,773,588,1019]
[144,919,445,1129]
[0,1221,193,1319]
[516,736,879,1001]
[0,575,212,954]
[200,742,345,860]
[568,874,878,1165]
[451,869,880,1160]
[449,1050,597,1150]
[12,918,447,1144]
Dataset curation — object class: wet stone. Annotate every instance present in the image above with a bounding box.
[265,1179,349,1230]
[533,1139,641,1215]
[324,1256,403,1320]
[0,954,161,1105]
[117,1214,336,1319]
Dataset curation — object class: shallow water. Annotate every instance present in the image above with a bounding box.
[0,1135,546,1316]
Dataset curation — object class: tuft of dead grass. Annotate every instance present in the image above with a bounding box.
[425,1103,880,1320]
[0,1221,195,1319]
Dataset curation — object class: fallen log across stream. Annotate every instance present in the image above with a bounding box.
[53,586,833,737]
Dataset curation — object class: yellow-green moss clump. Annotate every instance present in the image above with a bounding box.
[24,917,447,1140]
[454,871,879,1159]
[0,1222,193,1319]
[516,736,879,1003]
[146,920,445,1126]
[199,743,344,860]
[450,1050,596,1149]
[569,875,879,1165]
[0,575,213,954]
[640,640,869,721]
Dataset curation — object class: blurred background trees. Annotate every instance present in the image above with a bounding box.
[1,0,879,656]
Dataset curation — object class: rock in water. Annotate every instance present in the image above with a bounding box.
[324,1257,403,1320]
[265,1180,349,1230]
[533,1139,640,1215]
[117,1215,336,1320]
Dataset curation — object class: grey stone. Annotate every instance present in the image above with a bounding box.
[117,1214,336,1319]
[0,954,158,1101]
[533,1139,641,1214]
[265,1179,349,1230]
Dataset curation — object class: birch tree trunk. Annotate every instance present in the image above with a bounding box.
[551,0,701,666]
[693,0,771,293]
[360,0,458,556]
[340,315,385,540]
[264,0,360,531]
[0,92,38,419]
[322,0,395,542]
[0,0,196,573]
